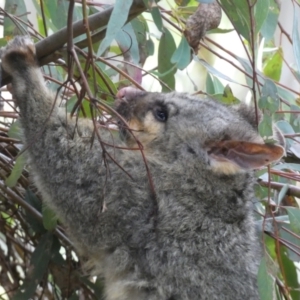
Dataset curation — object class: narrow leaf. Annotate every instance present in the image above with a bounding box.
[292,8,300,75]
[158,28,177,91]
[196,57,241,84]
[219,0,250,42]
[151,6,164,32]
[98,0,134,56]
[5,154,26,187]
[42,204,58,231]
[263,48,283,81]
[277,184,289,205]
[254,0,270,35]
[257,257,274,300]
[12,233,53,300]
[260,0,279,41]
[280,246,300,299]
[285,207,300,235]
[171,36,191,70]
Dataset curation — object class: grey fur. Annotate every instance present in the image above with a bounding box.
[1,36,275,300]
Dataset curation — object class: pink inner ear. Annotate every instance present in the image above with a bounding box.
[208,140,285,170]
[116,87,145,99]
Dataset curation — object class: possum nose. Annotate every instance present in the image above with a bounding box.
[116,87,145,100]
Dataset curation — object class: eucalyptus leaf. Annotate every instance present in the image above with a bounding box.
[260,0,279,41]
[263,48,283,81]
[171,36,191,70]
[279,246,300,298]
[206,74,224,95]
[4,0,28,36]
[257,257,274,300]
[116,23,140,65]
[254,0,270,35]
[151,6,164,32]
[158,28,177,91]
[219,0,251,42]
[292,8,300,76]
[5,154,26,188]
[285,207,300,235]
[196,57,241,85]
[8,120,22,140]
[279,223,300,262]
[98,0,134,56]
[12,233,53,300]
[42,204,58,231]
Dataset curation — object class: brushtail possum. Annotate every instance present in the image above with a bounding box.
[1,36,284,300]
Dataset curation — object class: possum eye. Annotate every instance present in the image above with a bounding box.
[154,107,168,122]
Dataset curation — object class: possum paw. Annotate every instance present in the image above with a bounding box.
[1,36,37,75]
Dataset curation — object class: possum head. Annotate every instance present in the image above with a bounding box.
[115,87,284,175]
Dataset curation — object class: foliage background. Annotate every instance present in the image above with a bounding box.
[0,0,300,299]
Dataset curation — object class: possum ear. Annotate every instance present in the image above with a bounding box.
[208,140,285,175]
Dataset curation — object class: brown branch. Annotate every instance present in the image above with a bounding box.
[259,180,300,198]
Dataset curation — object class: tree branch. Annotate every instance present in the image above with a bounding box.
[259,180,300,198]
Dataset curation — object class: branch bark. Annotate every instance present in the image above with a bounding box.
[259,180,300,198]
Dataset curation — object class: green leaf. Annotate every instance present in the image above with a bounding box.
[150,6,164,32]
[257,257,274,300]
[0,38,8,47]
[292,8,300,75]
[212,85,240,105]
[94,64,117,103]
[206,74,215,94]
[158,28,177,91]
[146,38,155,56]
[220,85,240,104]
[171,36,191,70]
[208,28,234,34]
[258,114,273,139]
[277,85,297,103]
[66,97,94,118]
[279,246,300,299]
[196,57,241,85]
[260,0,279,41]
[23,189,45,233]
[279,223,300,262]
[5,154,26,187]
[42,204,58,231]
[285,207,300,235]
[98,0,134,56]
[277,184,289,206]
[263,234,276,260]
[276,120,294,148]
[221,0,269,41]
[219,0,251,42]
[263,48,283,81]
[44,0,68,30]
[116,23,140,65]
[8,120,22,140]
[143,0,164,32]
[131,16,152,63]
[12,232,53,300]
[4,0,28,36]
[206,75,224,95]
[254,0,270,35]
[259,79,279,113]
